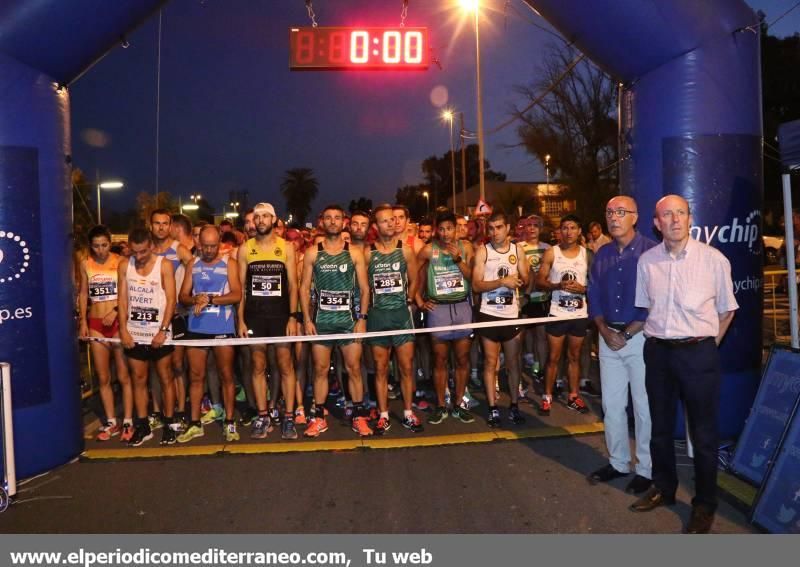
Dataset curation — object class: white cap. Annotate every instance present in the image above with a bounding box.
[253,202,276,217]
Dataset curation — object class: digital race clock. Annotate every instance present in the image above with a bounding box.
[289,27,429,70]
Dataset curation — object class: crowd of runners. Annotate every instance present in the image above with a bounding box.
[76,202,607,447]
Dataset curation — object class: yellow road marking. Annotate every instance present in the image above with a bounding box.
[717,471,757,507]
[226,439,362,454]
[83,444,225,459]
[364,432,498,449]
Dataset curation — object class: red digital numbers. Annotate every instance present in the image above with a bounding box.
[290,27,428,70]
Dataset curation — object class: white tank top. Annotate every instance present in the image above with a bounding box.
[479,241,520,318]
[549,245,588,318]
[126,256,168,343]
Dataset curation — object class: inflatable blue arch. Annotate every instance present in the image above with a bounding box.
[0,0,763,478]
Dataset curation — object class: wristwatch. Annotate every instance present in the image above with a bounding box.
[623,331,633,341]
[356,313,369,321]
[159,326,170,333]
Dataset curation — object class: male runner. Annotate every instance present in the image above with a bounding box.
[366,204,423,433]
[300,205,372,437]
[520,215,551,384]
[536,214,592,416]
[349,210,376,409]
[178,225,242,443]
[393,205,423,254]
[417,219,433,245]
[416,210,475,425]
[151,210,193,429]
[472,211,529,426]
[117,228,178,446]
[237,202,300,440]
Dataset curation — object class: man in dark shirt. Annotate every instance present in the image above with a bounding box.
[587,196,656,495]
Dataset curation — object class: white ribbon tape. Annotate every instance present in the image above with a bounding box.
[82,313,584,347]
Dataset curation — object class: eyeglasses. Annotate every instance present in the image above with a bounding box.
[605,208,638,218]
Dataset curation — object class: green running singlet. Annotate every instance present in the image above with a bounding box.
[368,240,408,310]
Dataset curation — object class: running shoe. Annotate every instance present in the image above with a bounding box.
[509,407,526,425]
[201,405,224,425]
[387,383,400,400]
[352,416,374,437]
[538,397,552,417]
[174,416,188,433]
[251,415,271,439]
[579,382,602,398]
[224,422,240,442]
[469,370,482,388]
[487,408,501,428]
[281,420,299,440]
[412,398,431,411]
[566,396,590,414]
[160,427,177,445]
[119,423,134,443]
[294,407,307,425]
[344,404,355,421]
[402,413,424,433]
[148,413,164,431]
[96,422,121,442]
[368,407,379,421]
[374,416,391,435]
[201,394,212,414]
[335,395,347,408]
[177,423,204,443]
[460,389,480,410]
[128,425,153,447]
[304,417,329,438]
[451,406,475,424]
[239,407,257,427]
[269,407,281,427]
[428,406,449,425]
[235,384,247,403]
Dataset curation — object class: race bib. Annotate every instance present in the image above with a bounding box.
[373,272,403,295]
[319,290,351,312]
[558,294,584,310]
[200,292,221,314]
[486,289,514,306]
[130,306,160,323]
[89,281,117,302]
[251,274,281,297]
[434,271,465,295]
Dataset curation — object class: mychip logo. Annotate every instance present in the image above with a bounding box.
[690,210,761,254]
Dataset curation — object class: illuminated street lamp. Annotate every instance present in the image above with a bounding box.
[459,0,486,201]
[423,191,430,216]
[96,180,123,224]
[180,194,201,212]
[442,109,457,214]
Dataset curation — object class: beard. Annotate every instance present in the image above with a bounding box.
[256,224,273,236]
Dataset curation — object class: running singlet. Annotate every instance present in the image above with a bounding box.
[548,245,588,318]
[126,256,167,343]
[369,240,407,310]
[243,237,290,319]
[520,241,550,303]
[86,253,121,303]
[188,256,234,335]
[479,241,520,318]
[155,240,186,314]
[313,242,356,326]
[426,240,469,303]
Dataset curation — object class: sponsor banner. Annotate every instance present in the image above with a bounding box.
[0,146,50,408]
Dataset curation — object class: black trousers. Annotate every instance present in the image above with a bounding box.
[643,337,720,511]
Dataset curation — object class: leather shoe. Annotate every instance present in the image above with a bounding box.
[625,474,653,494]
[685,505,715,534]
[587,464,629,485]
[629,486,675,512]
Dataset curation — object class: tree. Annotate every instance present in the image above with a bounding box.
[136,192,178,226]
[760,14,800,229]
[491,186,539,222]
[421,144,506,210]
[513,43,618,225]
[394,185,430,221]
[348,197,373,214]
[280,168,319,226]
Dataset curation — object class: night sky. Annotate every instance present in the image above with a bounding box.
[70,0,800,218]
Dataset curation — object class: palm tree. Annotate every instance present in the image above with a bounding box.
[280,168,319,225]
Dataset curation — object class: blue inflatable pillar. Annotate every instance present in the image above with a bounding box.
[0,53,83,478]
[531,0,763,438]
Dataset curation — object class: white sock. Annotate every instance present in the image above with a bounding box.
[380,411,389,420]
[404,409,413,419]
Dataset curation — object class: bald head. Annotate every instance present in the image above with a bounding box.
[654,194,691,247]
[655,194,690,218]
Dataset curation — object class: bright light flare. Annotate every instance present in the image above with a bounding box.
[181,204,199,211]
[99,181,123,189]
[458,0,479,12]
[442,109,454,122]
[224,212,240,218]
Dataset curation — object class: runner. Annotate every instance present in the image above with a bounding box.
[366,204,423,434]
[237,202,300,440]
[78,225,133,442]
[393,205,423,254]
[519,215,551,388]
[472,212,529,426]
[300,205,372,437]
[117,228,178,446]
[349,211,376,412]
[416,210,475,425]
[535,214,592,416]
[178,225,242,443]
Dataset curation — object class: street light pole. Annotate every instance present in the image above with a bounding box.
[96,181,124,224]
[423,191,430,216]
[473,3,487,202]
[460,112,467,214]
[443,110,457,214]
